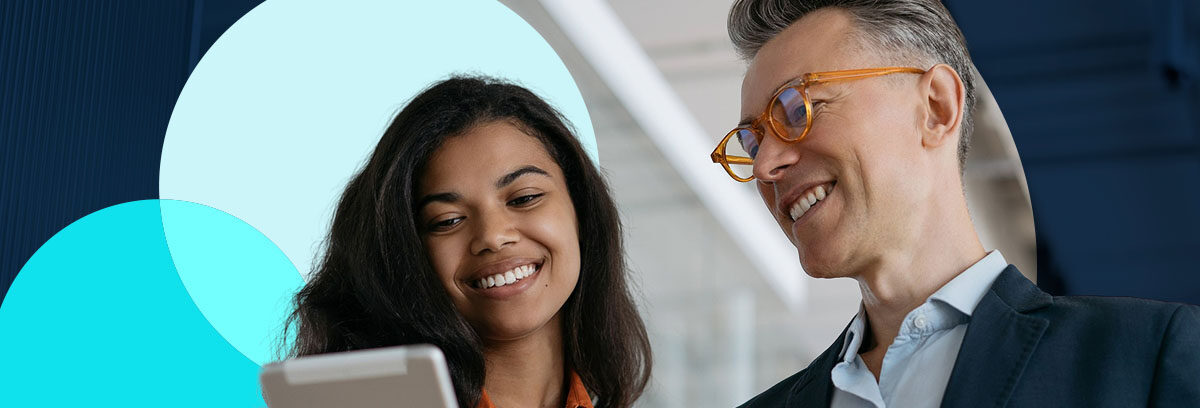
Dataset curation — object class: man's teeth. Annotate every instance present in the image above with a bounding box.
[476,264,537,289]
[789,185,829,221]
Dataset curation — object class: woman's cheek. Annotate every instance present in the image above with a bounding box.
[424,237,464,298]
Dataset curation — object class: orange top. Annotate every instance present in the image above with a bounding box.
[476,371,593,408]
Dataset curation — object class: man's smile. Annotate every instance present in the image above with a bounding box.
[779,180,837,223]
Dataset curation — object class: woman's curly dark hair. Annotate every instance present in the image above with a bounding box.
[283,75,652,408]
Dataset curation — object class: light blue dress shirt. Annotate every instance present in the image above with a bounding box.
[829,250,1009,408]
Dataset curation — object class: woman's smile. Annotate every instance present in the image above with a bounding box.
[466,258,546,299]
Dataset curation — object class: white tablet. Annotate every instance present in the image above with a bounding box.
[260,344,460,408]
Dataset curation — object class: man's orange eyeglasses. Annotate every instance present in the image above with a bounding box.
[710,67,925,182]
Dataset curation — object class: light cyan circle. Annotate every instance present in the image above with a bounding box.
[161,0,596,280]
[159,0,597,364]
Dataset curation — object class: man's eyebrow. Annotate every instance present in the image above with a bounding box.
[739,78,798,127]
[496,165,550,188]
[417,192,460,210]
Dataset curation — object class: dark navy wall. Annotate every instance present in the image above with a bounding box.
[945,0,1200,303]
[0,0,262,305]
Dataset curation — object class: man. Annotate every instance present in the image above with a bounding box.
[709,0,1200,406]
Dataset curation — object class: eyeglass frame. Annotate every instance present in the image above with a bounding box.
[710,66,927,182]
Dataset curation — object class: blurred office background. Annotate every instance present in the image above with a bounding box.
[1,0,1197,407]
[502,0,1197,405]
[503,0,1037,405]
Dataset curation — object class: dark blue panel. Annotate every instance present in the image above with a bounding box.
[191,0,265,70]
[1028,157,1200,303]
[0,0,262,305]
[946,0,1200,303]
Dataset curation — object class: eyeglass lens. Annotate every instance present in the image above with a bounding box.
[722,128,757,180]
[771,87,808,139]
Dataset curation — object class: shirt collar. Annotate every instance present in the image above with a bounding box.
[476,370,593,408]
[836,250,1008,362]
[838,306,868,363]
[563,371,594,408]
[928,250,1008,317]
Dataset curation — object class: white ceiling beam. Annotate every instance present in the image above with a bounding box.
[539,0,806,310]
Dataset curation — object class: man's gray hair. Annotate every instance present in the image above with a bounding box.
[728,0,978,168]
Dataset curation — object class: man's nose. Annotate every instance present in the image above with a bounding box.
[469,208,519,255]
[752,129,800,182]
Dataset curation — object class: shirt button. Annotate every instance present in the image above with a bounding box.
[913,314,928,330]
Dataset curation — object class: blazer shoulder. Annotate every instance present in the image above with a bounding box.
[738,367,813,408]
[739,328,846,408]
[1033,295,1199,345]
[1046,294,1193,321]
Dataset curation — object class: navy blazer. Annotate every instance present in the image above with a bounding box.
[740,265,1200,407]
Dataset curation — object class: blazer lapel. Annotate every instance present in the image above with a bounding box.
[786,325,847,406]
[940,266,1051,408]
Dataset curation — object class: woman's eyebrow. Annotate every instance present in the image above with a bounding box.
[417,192,460,210]
[496,165,550,188]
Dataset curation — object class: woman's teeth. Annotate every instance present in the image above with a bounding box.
[475,264,537,289]
[789,184,830,221]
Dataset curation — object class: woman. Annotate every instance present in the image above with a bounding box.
[284,76,651,408]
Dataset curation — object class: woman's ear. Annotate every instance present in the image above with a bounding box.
[919,64,966,150]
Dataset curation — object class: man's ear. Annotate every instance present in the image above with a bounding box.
[919,64,965,150]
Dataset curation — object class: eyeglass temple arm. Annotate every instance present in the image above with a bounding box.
[806,67,925,83]
[725,156,753,165]
[711,143,754,165]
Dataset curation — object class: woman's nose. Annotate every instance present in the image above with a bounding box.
[469,208,519,255]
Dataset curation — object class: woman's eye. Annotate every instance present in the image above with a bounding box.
[429,217,463,231]
[508,193,544,207]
